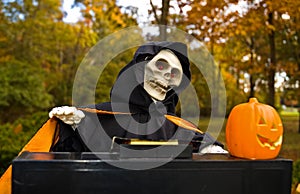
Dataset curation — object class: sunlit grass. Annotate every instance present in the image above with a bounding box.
[280,109,299,117]
[280,115,300,161]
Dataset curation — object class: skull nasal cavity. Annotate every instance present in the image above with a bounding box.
[164,72,171,79]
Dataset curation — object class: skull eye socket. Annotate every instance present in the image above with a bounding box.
[155,59,168,70]
[171,69,180,78]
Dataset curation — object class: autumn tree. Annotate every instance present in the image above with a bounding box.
[275,0,300,106]
[0,0,65,122]
[184,0,240,115]
[69,0,139,105]
[184,0,300,108]
[217,3,269,101]
[148,0,171,40]
[74,0,137,38]
[226,0,300,107]
[0,0,139,174]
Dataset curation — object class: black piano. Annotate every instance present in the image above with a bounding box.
[12,151,292,194]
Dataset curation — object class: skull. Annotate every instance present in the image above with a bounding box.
[144,49,183,101]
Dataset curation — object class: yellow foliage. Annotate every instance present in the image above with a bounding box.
[13,124,23,134]
[266,24,276,31]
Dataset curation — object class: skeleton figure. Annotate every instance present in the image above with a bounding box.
[49,41,226,153]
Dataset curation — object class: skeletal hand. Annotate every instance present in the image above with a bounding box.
[199,145,228,154]
[49,106,85,126]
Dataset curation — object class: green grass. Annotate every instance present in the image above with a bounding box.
[279,115,300,161]
[280,110,299,117]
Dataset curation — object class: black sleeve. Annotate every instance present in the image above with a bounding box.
[51,120,90,152]
[191,132,224,152]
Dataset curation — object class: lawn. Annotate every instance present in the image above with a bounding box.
[279,115,300,161]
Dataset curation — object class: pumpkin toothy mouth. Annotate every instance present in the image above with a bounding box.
[256,134,282,150]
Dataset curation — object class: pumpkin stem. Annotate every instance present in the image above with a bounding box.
[249,98,258,103]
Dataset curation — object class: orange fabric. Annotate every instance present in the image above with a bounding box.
[0,118,58,194]
[78,108,131,115]
[79,108,203,134]
[0,166,12,194]
[164,114,204,134]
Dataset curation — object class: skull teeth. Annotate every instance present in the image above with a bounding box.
[147,81,166,95]
[150,80,170,90]
[148,79,170,91]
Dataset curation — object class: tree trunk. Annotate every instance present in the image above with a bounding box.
[149,0,170,40]
[159,0,170,40]
[248,37,255,98]
[249,74,255,98]
[236,67,240,90]
[267,12,276,107]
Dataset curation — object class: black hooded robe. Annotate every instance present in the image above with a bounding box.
[51,41,223,153]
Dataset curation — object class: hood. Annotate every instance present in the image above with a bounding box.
[109,41,191,114]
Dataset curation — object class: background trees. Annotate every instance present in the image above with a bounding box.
[184,0,299,108]
[0,0,136,174]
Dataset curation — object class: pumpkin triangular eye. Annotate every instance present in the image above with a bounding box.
[258,117,266,124]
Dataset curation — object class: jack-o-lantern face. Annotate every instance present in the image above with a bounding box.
[226,98,283,159]
[256,113,283,150]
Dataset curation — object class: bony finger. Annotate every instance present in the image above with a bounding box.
[74,118,81,124]
[49,110,54,118]
[59,115,66,121]
[65,120,75,125]
[63,106,76,115]
[52,107,58,114]
[49,107,59,118]
[76,110,85,119]
[56,107,64,115]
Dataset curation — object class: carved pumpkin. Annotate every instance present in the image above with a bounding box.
[226,98,283,159]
